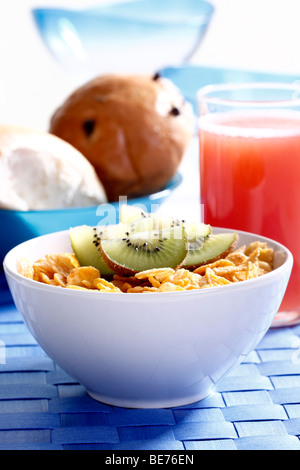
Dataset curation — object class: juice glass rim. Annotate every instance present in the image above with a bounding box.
[197,82,300,108]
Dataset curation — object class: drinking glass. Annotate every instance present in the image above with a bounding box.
[197,82,300,327]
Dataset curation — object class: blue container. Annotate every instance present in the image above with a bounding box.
[160,64,300,114]
[0,173,182,264]
[32,1,214,77]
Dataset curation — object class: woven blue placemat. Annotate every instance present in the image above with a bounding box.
[1,289,300,450]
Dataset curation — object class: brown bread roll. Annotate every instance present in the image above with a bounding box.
[49,74,194,201]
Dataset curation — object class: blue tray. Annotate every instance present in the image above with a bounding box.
[0,173,182,265]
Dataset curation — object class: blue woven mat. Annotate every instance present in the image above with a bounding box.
[1,280,300,451]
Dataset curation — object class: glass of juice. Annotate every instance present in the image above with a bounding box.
[197,82,300,327]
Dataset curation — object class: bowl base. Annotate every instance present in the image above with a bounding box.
[86,388,214,409]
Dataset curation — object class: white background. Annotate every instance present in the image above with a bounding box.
[1,0,300,131]
[1,0,300,219]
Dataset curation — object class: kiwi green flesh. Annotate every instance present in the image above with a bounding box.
[119,205,184,230]
[128,215,155,234]
[100,226,188,275]
[152,214,183,230]
[119,205,211,239]
[70,220,235,277]
[183,232,238,269]
[184,222,211,242]
[182,222,211,262]
[119,204,147,224]
[69,225,116,276]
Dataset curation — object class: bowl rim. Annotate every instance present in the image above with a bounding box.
[3,226,293,300]
[32,1,215,27]
[197,82,300,108]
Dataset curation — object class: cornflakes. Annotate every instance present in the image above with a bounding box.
[66,266,100,289]
[17,241,274,293]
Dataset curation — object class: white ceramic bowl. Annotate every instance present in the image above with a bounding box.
[3,228,292,408]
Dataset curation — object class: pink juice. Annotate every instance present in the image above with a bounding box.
[199,111,300,313]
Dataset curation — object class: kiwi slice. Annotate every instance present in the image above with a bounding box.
[119,205,182,231]
[119,204,147,224]
[100,225,188,275]
[184,221,211,243]
[182,222,211,267]
[183,232,238,269]
[128,214,155,234]
[152,213,183,230]
[69,224,128,276]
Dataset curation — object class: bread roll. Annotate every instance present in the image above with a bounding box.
[49,74,194,201]
[0,125,107,211]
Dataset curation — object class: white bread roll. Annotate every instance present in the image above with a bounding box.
[0,125,107,211]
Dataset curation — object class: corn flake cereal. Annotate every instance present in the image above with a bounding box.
[17,241,274,293]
